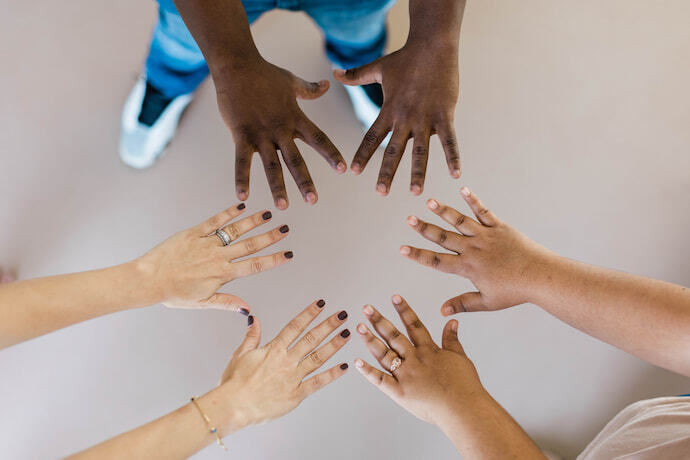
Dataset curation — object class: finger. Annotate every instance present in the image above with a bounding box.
[272,300,330,348]
[406,215,466,254]
[351,115,391,175]
[399,246,459,274]
[290,305,349,358]
[441,319,465,355]
[356,322,397,370]
[298,327,351,377]
[442,292,486,316]
[259,145,289,210]
[278,139,317,204]
[460,186,500,227]
[200,293,250,315]
[376,129,410,196]
[426,198,482,236]
[296,117,346,173]
[224,224,290,260]
[410,130,430,195]
[299,362,349,398]
[354,358,398,397]
[227,250,293,280]
[390,295,433,346]
[235,314,262,356]
[216,209,273,245]
[293,78,329,100]
[333,63,382,86]
[436,123,461,178]
[362,304,412,356]
[194,203,247,236]
[235,142,254,201]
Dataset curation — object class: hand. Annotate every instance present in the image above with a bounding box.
[334,41,461,196]
[401,187,556,315]
[354,295,485,426]
[211,300,351,430]
[215,58,346,209]
[135,203,293,311]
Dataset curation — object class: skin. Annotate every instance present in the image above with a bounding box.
[335,0,466,195]
[69,300,351,459]
[355,295,546,459]
[0,203,293,349]
[401,187,690,377]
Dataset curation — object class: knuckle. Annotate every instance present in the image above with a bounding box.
[297,180,314,190]
[363,130,380,146]
[439,231,448,244]
[225,225,240,240]
[311,130,327,146]
[303,332,318,346]
[376,373,385,386]
[266,160,281,172]
[389,329,401,340]
[431,255,441,268]
[384,144,399,157]
[310,375,322,388]
[411,319,425,329]
[413,145,427,156]
[454,214,466,228]
[243,239,257,253]
[250,260,263,274]
[309,351,322,365]
[478,207,490,216]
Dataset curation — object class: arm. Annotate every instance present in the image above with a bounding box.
[0,204,292,349]
[172,0,346,209]
[334,0,467,195]
[69,300,351,459]
[401,187,690,377]
[355,296,545,459]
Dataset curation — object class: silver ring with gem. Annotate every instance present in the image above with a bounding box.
[215,228,232,246]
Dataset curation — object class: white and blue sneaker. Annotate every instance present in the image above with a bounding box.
[343,83,391,146]
[119,78,193,169]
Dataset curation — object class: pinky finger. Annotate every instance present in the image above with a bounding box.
[300,362,349,398]
[227,250,294,280]
[354,358,398,397]
[436,123,461,178]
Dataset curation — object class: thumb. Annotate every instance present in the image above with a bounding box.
[235,314,262,356]
[442,291,485,316]
[293,77,329,100]
[441,320,465,355]
[333,61,381,86]
[202,293,250,315]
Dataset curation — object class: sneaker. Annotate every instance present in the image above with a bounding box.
[119,78,193,169]
[343,83,391,146]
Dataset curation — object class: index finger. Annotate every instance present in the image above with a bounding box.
[390,295,433,347]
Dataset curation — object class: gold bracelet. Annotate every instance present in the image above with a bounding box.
[190,396,228,452]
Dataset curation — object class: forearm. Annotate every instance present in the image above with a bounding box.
[172,0,261,80]
[407,0,466,48]
[439,391,545,459]
[68,388,244,459]
[0,261,160,349]
[527,254,690,376]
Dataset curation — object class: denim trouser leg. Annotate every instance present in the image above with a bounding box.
[144,1,269,98]
[304,0,396,69]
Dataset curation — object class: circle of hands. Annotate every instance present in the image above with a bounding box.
[139,186,553,431]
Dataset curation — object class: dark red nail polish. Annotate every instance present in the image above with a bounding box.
[317,299,325,308]
[238,308,249,316]
[237,203,246,210]
[279,225,289,233]
[337,311,348,321]
[340,363,349,370]
[284,251,294,259]
[247,315,254,326]
[340,329,350,338]
[262,211,272,220]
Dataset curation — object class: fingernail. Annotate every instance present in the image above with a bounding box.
[284,251,294,259]
[337,162,346,172]
[276,198,288,210]
[262,211,272,220]
[355,359,364,368]
[238,191,248,201]
[306,192,317,204]
[451,320,458,332]
[340,329,351,338]
[237,203,246,210]
[238,307,250,316]
[406,216,418,226]
[428,199,439,210]
[247,315,254,326]
[451,169,461,178]
[340,363,349,370]
[357,324,367,334]
[443,306,454,316]
[337,310,348,321]
[363,305,374,316]
[279,225,289,233]
[411,184,422,195]
[317,299,326,308]
[351,163,361,174]
[376,183,387,195]
[400,246,411,256]
[461,186,471,197]
[392,294,402,305]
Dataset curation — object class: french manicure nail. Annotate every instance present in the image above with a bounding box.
[317,299,326,308]
[340,363,349,370]
[279,225,289,233]
[237,203,246,210]
[428,199,439,210]
[400,246,411,256]
[355,359,364,368]
[340,329,351,338]
[247,315,254,326]
[238,307,250,316]
[357,324,367,334]
[407,216,418,226]
[262,211,272,220]
[392,295,402,305]
[363,305,374,316]
[284,251,294,259]
[337,310,348,321]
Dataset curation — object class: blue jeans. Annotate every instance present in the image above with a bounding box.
[146,0,396,98]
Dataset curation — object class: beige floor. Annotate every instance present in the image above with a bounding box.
[1,0,689,459]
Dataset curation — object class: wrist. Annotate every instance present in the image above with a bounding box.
[198,385,251,435]
[209,53,265,91]
[127,258,168,306]
[407,0,464,49]
[434,387,495,431]
[521,250,568,305]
